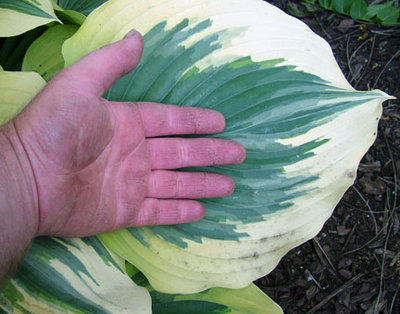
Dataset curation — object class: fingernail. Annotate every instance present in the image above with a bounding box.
[124,29,138,39]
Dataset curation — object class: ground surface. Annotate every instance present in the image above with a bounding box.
[253,1,400,313]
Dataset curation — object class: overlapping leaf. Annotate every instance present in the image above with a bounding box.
[56,0,109,16]
[0,0,59,37]
[0,20,281,310]
[22,24,78,81]
[0,70,45,125]
[51,0,109,25]
[0,237,151,313]
[63,0,391,293]
[127,264,283,314]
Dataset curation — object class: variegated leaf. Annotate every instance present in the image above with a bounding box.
[0,0,59,37]
[0,237,151,313]
[56,0,109,16]
[127,263,283,314]
[62,0,391,294]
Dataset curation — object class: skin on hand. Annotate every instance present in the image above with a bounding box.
[3,30,246,239]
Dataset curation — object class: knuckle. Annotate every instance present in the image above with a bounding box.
[210,139,220,165]
[175,200,183,222]
[164,172,179,198]
[175,172,182,198]
[151,200,161,225]
[198,172,209,196]
[183,109,198,133]
[165,105,174,130]
[140,199,161,226]
[177,139,189,166]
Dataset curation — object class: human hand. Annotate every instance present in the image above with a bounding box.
[5,30,245,238]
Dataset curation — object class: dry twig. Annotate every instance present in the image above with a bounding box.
[355,35,376,88]
[352,185,379,235]
[373,50,400,89]
[307,273,364,314]
[348,39,372,83]
[313,238,337,274]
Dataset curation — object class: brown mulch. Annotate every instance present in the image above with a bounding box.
[254,1,400,313]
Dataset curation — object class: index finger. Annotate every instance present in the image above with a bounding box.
[136,102,226,137]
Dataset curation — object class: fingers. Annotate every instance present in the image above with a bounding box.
[147,170,234,199]
[57,30,143,96]
[147,138,246,169]
[116,170,235,228]
[134,199,205,226]
[137,103,225,137]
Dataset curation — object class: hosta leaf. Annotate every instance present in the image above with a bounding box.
[64,0,392,293]
[50,0,85,25]
[53,8,85,25]
[22,24,78,81]
[0,27,46,71]
[0,237,151,313]
[56,0,109,16]
[50,0,109,25]
[128,264,282,313]
[0,0,59,37]
[0,71,45,125]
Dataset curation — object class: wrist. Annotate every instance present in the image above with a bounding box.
[0,121,39,282]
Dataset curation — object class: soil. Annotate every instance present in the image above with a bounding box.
[253,1,400,313]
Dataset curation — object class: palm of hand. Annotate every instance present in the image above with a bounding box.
[19,84,151,236]
[13,32,245,237]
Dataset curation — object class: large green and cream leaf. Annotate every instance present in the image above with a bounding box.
[0,0,59,37]
[0,237,151,313]
[63,0,392,293]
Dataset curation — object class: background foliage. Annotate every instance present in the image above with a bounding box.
[288,0,399,24]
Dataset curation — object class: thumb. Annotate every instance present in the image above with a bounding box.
[58,30,143,96]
